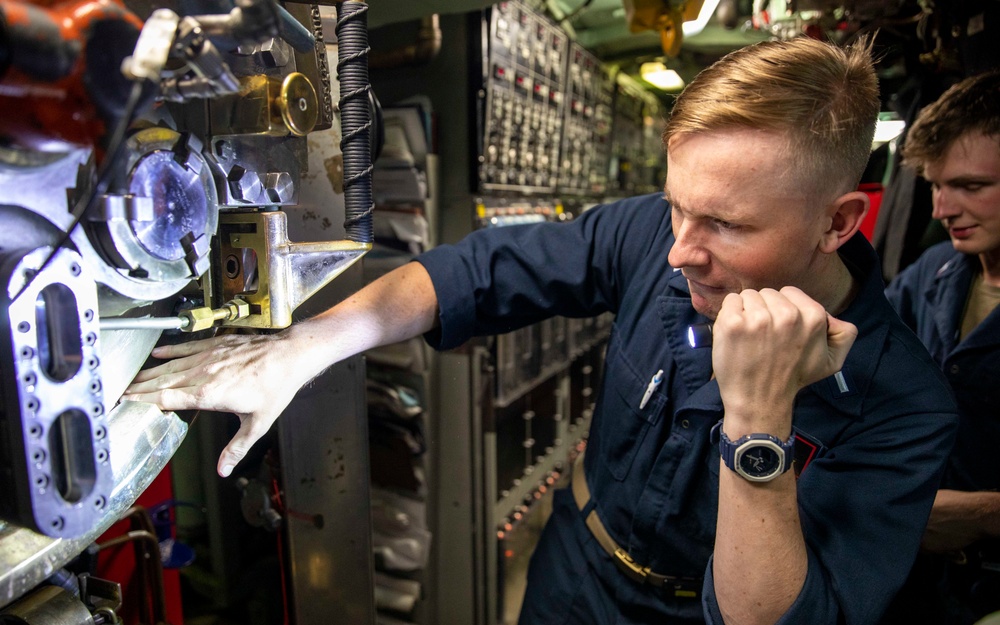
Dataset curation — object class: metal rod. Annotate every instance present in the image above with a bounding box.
[100,316,189,331]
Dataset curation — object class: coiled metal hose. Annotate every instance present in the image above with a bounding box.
[336,0,373,244]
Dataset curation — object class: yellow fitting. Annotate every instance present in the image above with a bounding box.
[224,298,250,321]
[179,307,217,332]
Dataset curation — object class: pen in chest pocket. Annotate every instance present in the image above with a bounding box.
[639,369,664,410]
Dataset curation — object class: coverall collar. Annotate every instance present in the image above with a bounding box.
[924,251,1000,353]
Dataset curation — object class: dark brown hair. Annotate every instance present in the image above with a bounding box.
[902,70,1000,175]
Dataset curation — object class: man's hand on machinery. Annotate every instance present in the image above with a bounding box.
[712,287,857,436]
[123,263,442,477]
[124,332,312,477]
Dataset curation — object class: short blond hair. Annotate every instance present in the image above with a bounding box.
[664,36,879,199]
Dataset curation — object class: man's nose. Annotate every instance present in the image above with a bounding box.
[668,219,710,268]
[931,186,961,220]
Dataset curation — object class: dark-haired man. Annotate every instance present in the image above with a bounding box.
[884,70,1000,625]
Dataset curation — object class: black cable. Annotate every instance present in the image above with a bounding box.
[336,0,374,244]
[11,78,152,303]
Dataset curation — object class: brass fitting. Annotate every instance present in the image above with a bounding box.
[179,307,218,332]
[224,298,250,321]
[179,298,251,332]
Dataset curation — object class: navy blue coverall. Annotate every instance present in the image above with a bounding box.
[884,241,1000,623]
[417,193,958,625]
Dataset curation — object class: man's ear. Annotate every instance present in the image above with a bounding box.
[819,190,870,253]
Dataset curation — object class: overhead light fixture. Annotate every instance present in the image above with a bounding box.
[640,61,685,91]
[682,0,721,37]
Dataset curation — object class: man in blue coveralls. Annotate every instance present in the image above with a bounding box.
[882,70,1000,625]
[126,36,958,624]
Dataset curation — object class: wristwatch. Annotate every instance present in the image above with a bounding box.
[711,421,795,483]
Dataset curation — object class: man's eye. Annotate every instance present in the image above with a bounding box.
[714,219,738,230]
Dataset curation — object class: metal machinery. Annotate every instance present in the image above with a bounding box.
[0,0,377,622]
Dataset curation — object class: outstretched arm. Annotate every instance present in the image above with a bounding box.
[125,261,439,476]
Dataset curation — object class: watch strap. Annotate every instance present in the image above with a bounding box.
[711,421,795,480]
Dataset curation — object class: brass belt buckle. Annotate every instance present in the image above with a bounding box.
[614,547,651,584]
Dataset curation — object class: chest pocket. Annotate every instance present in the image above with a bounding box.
[595,336,667,481]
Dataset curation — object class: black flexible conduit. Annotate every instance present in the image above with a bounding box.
[336,0,374,244]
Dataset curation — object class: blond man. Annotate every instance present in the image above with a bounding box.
[127,37,957,625]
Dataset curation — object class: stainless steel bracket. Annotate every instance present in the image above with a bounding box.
[213,211,370,328]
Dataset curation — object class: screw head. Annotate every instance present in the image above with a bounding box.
[263,171,294,204]
[227,166,263,203]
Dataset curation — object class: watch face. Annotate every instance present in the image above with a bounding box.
[736,442,782,480]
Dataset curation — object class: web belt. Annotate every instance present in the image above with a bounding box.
[571,451,701,599]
